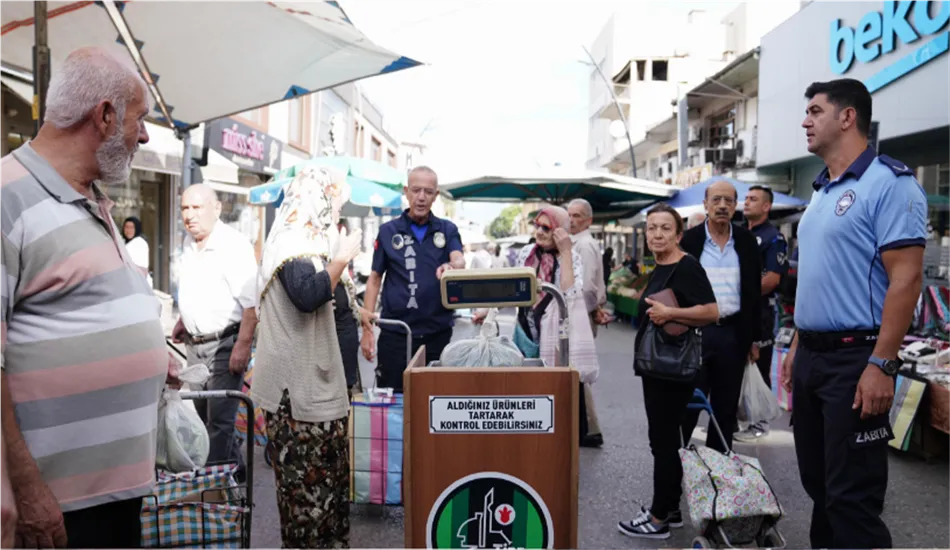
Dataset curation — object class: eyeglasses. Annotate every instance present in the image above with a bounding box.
[533,222,553,233]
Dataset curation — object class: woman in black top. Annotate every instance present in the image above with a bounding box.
[619,203,719,540]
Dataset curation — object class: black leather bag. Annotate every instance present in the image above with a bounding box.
[634,261,704,383]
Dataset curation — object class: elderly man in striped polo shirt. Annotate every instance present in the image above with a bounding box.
[1,47,179,548]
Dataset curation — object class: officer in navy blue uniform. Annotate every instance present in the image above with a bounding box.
[784,79,927,549]
[736,185,788,441]
[360,166,465,392]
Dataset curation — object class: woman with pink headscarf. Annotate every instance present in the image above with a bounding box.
[474,205,599,441]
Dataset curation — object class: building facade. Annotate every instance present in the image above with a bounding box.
[756,0,949,217]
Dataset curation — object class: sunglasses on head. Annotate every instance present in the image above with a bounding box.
[533,222,553,233]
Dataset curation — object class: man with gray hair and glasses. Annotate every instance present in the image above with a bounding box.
[1,46,179,548]
[567,198,607,447]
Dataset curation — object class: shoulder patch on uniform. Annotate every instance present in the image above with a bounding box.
[877,155,914,177]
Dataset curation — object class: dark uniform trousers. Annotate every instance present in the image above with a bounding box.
[188,332,245,467]
[680,323,746,453]
[793,341,893,549]
[376,327,453,392]
[756,302,776,389]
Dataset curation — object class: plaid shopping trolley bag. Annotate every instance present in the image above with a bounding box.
[348,388,404,505]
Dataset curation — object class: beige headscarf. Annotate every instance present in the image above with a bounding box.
[257,166,359,320]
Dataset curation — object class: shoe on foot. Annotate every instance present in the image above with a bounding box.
[734,422,769,442]
[580,433,604,448]
[618,506,670,539]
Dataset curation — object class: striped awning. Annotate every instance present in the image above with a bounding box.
[0,1,421,130]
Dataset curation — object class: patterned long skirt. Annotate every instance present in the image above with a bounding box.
[266,390,350,549]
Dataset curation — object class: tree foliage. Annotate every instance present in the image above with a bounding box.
[488,205,522,239]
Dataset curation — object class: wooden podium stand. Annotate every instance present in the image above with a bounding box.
[403,347,579,549]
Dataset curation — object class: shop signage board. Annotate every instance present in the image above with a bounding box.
[830,1,949,92]
[205,117,283,174]
[429,396,555,434]
[674,163,713,188]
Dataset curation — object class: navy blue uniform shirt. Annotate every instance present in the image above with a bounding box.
[794,147,928,332]
[750,220,788,301]
[372,209,464,336]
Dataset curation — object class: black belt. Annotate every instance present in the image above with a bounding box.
[187,323,240,345]
[714,313,741,327]
[798,329,878,352]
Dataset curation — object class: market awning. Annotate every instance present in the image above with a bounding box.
[0,1,421,130]
[440,170,677,208]
[684,47,759,111]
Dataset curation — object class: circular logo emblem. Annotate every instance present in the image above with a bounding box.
[426,472,553,549]
[835,189,856,216]
[756,236,762,245]
[392,233,405,250]
[434,231,447,249]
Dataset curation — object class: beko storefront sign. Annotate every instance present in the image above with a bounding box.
[830,1,949,92]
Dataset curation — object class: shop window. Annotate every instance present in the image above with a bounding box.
[288,97,311,153]
[235,108,269,132]
[652,60,668,81]
[388,149,397,168]
[319,91,348,156]
[636,60,646,81]
[371,137,382,162]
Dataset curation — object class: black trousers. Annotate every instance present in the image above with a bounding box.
[680,324,746,453]
[793,344,893,549]
[376,327,452,392]
[63,497,142,548]
[756,304,776,390]
[577,382,589,443]
[642,376,695,518]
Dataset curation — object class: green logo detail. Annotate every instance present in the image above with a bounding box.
[426,472,553,549]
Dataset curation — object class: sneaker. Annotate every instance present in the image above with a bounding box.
[734,422,769,442]
[618,506,671,539]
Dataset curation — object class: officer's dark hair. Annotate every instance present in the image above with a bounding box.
[804,78,872,137]
[645,203,684,235]
[748,185,774,204]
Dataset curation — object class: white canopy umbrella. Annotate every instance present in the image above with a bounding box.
[0,1,420,130]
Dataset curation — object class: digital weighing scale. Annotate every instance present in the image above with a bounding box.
[439,267,570,366]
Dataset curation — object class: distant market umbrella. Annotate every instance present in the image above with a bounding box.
[248,172,403,217]
[440,170,677,208]
[287,156,407,191]
[0,1,421,130]
[619,176,808,226]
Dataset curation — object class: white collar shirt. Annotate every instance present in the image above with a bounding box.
[571,229,606,312]
[178,220,258,335]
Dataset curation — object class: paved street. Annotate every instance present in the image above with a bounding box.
[249,314,949,548]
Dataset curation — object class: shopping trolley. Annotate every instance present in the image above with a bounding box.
[143,343,256,548]
[680,389,786,549]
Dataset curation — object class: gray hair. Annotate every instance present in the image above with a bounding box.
[408,165,438,184]
[45,47,145,130]
[568,198,593,218]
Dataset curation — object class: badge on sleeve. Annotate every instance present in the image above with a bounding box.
[392,234,405,250]
[835,189,856,216]
[433,231,446,248]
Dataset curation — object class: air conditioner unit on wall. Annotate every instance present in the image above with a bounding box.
[688,126,703,145]
[716,148,737,167]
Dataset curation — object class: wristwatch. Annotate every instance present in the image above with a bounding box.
[868,356,901,376]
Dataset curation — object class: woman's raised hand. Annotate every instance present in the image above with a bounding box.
[552,228,572,253]
[335,227,363,262]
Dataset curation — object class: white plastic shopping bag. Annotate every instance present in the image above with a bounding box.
[440,310,525,367]
[737,362,781,425]
[156,363,211,473]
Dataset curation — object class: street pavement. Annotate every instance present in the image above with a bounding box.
[249,313,950,548]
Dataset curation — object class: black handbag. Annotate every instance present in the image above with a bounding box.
[634,261,704,383]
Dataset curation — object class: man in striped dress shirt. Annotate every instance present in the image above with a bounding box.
[679,180,762,453]
[1,47,179,548]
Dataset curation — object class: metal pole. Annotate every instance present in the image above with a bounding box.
[582,45,637,178]
[32,2,51,136]
[540,282,570,367]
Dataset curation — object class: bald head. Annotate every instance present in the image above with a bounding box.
[181,184,222,242]
[567,198,593,235]
[703,179,738,225]
[45,46,147,130]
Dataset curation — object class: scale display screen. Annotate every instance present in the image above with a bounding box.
[441,268,537,309]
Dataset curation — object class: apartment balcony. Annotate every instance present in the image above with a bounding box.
[591,83,631,121]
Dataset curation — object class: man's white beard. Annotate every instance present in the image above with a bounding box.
[96,125,133,184]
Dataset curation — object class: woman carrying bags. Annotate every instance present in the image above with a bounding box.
[617,203,719,540]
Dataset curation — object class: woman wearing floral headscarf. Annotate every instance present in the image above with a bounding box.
[250,166,363,549]
[473,205,599,441]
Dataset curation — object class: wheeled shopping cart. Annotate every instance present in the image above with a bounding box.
[680,389,786,549]
[144,342,256,548]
